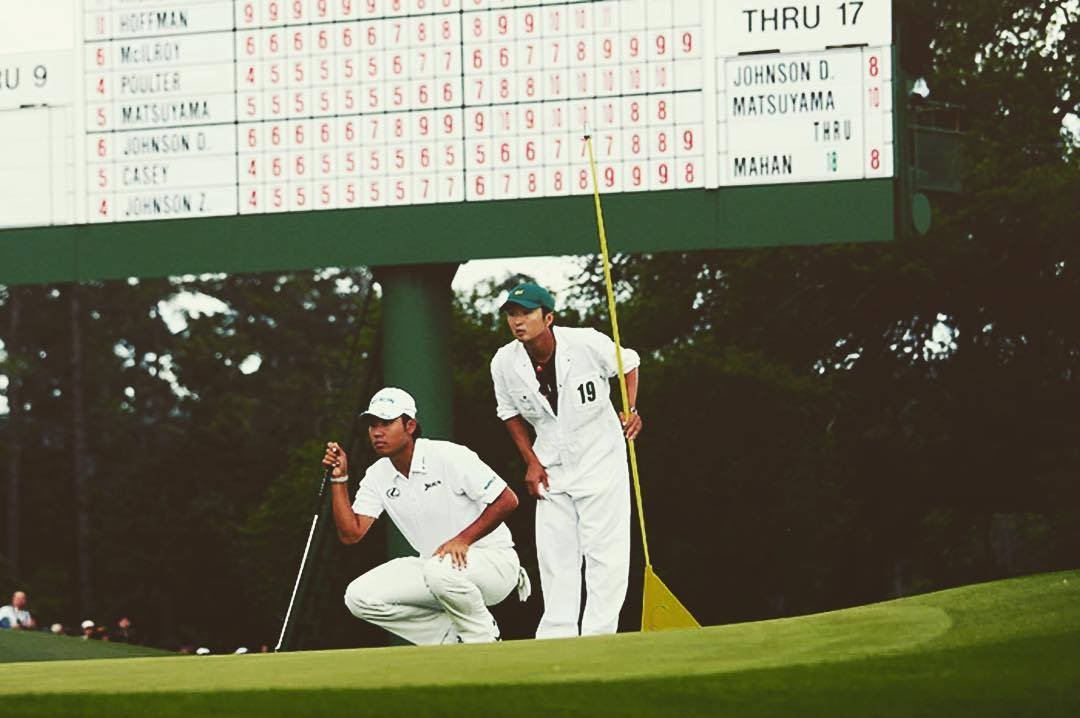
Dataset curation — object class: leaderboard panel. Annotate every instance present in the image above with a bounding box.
[719,46,893,185]
[0,0,893,232]
[86,0,241,223]
[79,0,705,223]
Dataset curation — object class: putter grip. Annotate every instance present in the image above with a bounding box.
[323,444,341,481]
[312,461,335,507]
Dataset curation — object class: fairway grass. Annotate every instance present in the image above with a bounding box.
[2,570,1077,717]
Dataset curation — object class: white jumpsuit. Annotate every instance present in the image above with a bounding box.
[491,325,639,638]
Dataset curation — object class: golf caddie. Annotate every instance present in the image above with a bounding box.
[325,387,529,645]
[490,283,642,638]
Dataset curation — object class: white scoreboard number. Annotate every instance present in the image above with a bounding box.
[0,0,893,230]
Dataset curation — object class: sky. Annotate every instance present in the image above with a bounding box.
[151,255,583,341]
[451,255,582,294]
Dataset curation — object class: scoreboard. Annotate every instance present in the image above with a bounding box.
[0,0,893,234]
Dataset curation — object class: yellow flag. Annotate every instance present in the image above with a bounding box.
[642,565,700,631]
[584,135,700,633]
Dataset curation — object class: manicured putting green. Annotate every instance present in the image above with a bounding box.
[2,570,1076,718]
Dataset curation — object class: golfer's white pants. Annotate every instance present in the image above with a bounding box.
[535,466,630,638]
[344,546,520,645]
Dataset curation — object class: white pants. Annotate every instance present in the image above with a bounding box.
[344,546,520,645]
[535,465,631,638]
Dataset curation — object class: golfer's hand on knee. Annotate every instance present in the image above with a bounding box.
[322,442,348,479]
[434,537,471,569]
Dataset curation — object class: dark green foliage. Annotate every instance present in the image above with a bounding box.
[0,270,381,650]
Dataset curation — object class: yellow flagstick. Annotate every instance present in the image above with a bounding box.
[584,135,699,632]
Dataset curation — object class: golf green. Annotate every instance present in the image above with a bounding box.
[2,570,1076,717]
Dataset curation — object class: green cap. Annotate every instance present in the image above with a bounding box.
[500,283,555,313]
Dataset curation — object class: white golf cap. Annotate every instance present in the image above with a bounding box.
[80,620,95,629]
[360,387,417,421]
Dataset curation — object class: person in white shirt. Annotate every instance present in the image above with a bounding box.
[325,387,529,645]
[0,590,36,630]
[490,283,642,639]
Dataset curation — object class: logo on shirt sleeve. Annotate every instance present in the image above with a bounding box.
[386,487,401,499]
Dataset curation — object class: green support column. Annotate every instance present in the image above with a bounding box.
[892,34,918,241]
[374,262,459,560]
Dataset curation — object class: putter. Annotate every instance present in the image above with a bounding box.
[275,461,335,652]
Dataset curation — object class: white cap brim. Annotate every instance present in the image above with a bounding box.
[361,407,415,421]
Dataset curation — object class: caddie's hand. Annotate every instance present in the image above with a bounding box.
[434,537,471,569]
[524,460,549,500]
[620,410,643,441]
[322,442,349,479]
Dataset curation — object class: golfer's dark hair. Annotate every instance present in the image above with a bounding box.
[401,415,422,439]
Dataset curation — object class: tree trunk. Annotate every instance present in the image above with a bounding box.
[70,285,92,615]
[5,287,23,582]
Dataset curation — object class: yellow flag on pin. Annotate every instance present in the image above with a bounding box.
[642,565,700,631]
[584,134,700,633]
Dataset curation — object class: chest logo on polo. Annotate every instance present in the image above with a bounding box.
[386,487,401,499]
[424,480,442,491]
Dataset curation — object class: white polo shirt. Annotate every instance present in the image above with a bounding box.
[0,605,31,628]
[351,438,514,558]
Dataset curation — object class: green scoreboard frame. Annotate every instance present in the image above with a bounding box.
[0,178,894,285]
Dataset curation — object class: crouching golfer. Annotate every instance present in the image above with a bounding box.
[325,387,529,645]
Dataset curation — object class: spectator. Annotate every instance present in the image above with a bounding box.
[0,591,36,630]
[80,619,96,639]
[50,623,64,635]
[111,616,136,643]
